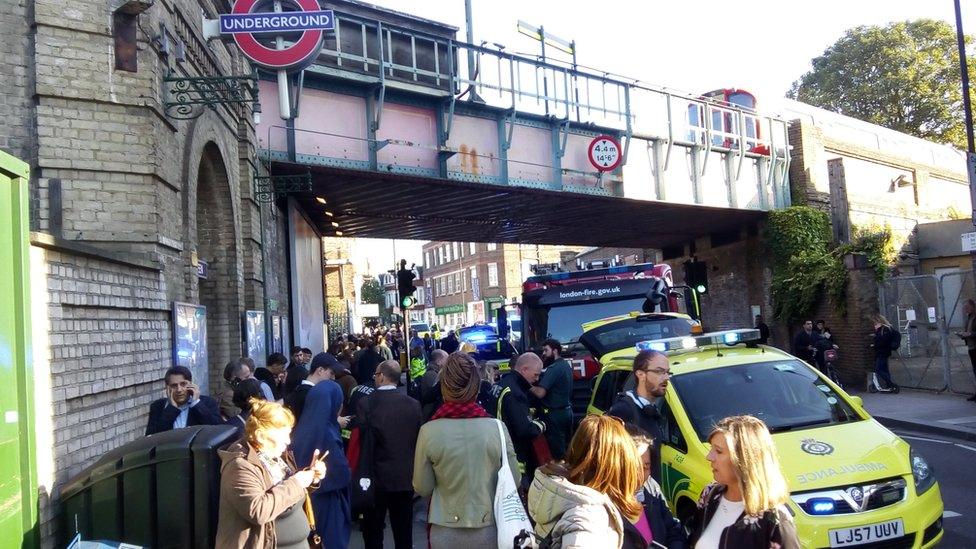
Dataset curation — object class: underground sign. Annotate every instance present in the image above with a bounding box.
[220,0,334,71]
[588,135,622,172]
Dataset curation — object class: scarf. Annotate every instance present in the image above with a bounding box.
[430,400,490,420]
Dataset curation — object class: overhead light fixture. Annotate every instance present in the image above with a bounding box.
[335,230,343,236]
[325,211,334,217]
[315,196,327,204]
[331,221,339,228]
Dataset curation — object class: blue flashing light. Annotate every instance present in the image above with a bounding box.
[723,332,740,344]
[636,340,667,353]
[808,499,836,515]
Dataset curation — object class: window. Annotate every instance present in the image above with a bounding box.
[469,242,476,254]
[453,242,460,259]
[455,272,462,293]
[488,263,499,287]
[487,243,497,251]
[448,275,455,294]
[660,399,687,454]
[443,245,449,263]
[425,252,431,268]
[669,360,860,442]
[436,277,443,297]
[437,247,443,265]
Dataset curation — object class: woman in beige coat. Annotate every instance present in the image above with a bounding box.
[216,398,326,549]
[413,352,520,548]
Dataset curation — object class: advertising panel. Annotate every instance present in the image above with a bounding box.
[172,302,209,395]
[288,200,326,353]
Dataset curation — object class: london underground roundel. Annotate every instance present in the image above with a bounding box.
[588,135,622,172]
[222,0,333,71]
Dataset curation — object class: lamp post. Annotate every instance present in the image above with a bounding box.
[954,0,976,274]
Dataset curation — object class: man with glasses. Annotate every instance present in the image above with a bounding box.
[358,360,422,549]
[607,350,670,482]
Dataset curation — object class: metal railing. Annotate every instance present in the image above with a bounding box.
[260,10,791,206]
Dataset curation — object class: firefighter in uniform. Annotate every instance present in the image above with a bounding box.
[488,352,545,492]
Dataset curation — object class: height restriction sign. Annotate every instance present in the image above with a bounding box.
[588,135,622,172]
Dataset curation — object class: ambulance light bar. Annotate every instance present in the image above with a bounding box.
[635,329,762,353]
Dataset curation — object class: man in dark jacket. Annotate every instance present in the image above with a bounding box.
[489,352,545,490]
[439,329,460,354]
[253,352,287,400]
[792,319,818,365]
[755,314,771,345]
[358,360,423,549]
[607,350,669,482]
[285,352,340,422]
[145,366,222,435]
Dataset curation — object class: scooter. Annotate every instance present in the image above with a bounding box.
[868,371,900,393]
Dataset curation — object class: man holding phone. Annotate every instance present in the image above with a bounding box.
[145,366,223,435]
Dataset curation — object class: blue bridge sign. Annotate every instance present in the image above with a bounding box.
[219,9,335,35]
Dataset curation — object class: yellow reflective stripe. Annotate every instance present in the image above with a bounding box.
[496,387,511,420]
[341,429,351,439]
[517,461,525,474]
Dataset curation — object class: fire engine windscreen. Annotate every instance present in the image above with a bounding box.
[525,297,647,348]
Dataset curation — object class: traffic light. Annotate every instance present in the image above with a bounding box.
[397,262,417,308]
[684,260,709,295]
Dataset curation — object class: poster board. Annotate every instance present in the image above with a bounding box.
[172,301,209,395]
[243,311,267,368]
[288,199,326,353]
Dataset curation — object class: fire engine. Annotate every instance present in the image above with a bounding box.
[518,260,698,419]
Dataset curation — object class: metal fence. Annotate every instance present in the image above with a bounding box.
[879,271,976,395]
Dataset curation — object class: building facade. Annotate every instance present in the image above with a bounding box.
[421,241,583,328]
[0,0,302,543]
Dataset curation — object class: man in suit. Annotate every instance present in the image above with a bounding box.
[145,366,222,436]
[358,360,423,549]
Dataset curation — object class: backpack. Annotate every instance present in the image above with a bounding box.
[889,328,902,351]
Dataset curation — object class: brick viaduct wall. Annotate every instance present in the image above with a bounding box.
[0,0,293,543]
[664,227,774,336]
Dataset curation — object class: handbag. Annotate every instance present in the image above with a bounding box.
[303,492,322,548]
[350,398,376,516]
[493,419,534,549]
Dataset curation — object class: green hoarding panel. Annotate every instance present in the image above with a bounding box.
[0,150,38,548]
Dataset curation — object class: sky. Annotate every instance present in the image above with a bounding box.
[348,0,976,276]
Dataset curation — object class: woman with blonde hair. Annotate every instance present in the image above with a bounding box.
[216,398,326,549]
[528,414,644,548]
[688,415,799,549]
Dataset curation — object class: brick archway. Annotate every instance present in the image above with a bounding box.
[195,142,242,391]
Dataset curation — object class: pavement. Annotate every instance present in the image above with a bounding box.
[852,387,976,442]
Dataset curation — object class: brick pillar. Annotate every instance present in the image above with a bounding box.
[831,254,880,387]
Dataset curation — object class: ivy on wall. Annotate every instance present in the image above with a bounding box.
[767,206,894,322]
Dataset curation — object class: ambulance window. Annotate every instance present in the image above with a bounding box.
[660,400,687,454]
[592,370,631,413]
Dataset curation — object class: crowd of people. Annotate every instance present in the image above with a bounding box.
[145,324,801,549]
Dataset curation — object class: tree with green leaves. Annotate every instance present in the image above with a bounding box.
[789,19,976,149]
[360,275,390,323]
[360,275,384,304]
